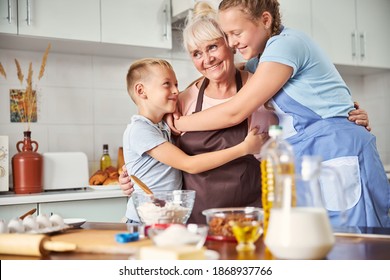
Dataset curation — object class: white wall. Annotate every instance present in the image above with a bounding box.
[0,31,200,177]
[1,33,389,182]
[343,72,390,166]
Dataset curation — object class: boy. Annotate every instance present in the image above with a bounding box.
[123,58,265,223]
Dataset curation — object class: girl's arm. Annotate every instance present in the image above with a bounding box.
[174,62,293,131]
[147,128,267,174]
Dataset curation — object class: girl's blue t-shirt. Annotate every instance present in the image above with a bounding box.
[246,27,354,119]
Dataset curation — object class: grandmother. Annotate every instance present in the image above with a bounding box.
[174,1,278,223]
[119,1,371,225]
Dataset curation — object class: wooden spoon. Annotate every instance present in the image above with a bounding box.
[19,208,37,220]
[130,175,166,207]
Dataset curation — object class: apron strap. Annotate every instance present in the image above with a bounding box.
[194,69,242,113]
[235,68,242,90]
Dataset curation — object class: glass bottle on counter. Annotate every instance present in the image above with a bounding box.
[100,144,112,171]
[264,155,338,260]
[260,125,296,238]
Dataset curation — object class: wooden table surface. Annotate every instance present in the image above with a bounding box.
[1,222,390,260]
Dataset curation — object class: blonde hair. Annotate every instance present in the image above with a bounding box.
[219,0,282,37]
[183,2,227,53]
[126,58,173,103]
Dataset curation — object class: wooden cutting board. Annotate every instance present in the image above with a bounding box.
[51,229,152,254]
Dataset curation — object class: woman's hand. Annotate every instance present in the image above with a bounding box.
[348,102,371,131]
[244,127,270,155]
[119,165,134,196]
[164,113,182,135]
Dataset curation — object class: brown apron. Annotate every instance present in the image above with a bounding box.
[176,71,261,224]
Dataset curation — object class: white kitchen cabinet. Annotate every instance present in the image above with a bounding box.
[0,0,17,34]
[101,0,172,49]
[312,0,390,69]
[17,0,100,42]
[0,188,128,223]
[0,203,38,221]
[278,0,311,36]
[38,197,127,223]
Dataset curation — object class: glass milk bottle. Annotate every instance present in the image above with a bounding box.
[264,155,342,260]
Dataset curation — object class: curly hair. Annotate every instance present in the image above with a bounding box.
[183,1,227,53]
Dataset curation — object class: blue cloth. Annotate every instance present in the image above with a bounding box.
[249,27,390,227]
[261,27,354,119]
[123,115,183,222]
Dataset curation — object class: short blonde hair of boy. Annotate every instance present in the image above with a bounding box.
[126,58,174,103]
[183,2,227,53]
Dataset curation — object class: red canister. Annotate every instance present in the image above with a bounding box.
[12,131,43,194]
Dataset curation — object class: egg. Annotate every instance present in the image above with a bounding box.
[7,218,25,233]
[22,215,39,232]
[0,219,8,233]
[49,214,64,228]
[36,214,51,229]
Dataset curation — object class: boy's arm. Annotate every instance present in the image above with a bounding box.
[147,128,268,174]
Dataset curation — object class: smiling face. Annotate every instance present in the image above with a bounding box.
[218,7,271,60]
[142,65,179,116]
[189,37,235,83]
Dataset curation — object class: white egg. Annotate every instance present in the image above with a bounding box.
[0,219,8,233]
[36,214,51,229]
[49,214,64,228]
[22,215,39,232]
[8,218,25,233]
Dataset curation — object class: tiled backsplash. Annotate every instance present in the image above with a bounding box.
[342,72,390,166]
[1,45,389,182]
[0,44,200,177]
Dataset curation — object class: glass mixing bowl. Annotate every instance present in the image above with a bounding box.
[133,190,196,225]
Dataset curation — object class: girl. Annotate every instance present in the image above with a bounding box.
[173,0,390,227]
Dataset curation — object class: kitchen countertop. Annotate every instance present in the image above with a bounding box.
[2,222,388,260]
[0,186,126,206]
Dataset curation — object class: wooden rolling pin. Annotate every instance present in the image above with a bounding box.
[0,234,76,257]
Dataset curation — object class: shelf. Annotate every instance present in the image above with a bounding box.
[0,187,126,206]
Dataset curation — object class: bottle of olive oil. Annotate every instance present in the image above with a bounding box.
[260,125,296,239]
[100,144,112,171]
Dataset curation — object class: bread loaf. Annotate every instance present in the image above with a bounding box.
[89,166,120,185]
[102,177,119,185]
[89,170,108,185]
[105,166,119,179]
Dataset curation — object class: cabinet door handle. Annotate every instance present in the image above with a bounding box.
[26,0,31,26]
[351,31,357,57]
[360,32,365,59]
[163,3,168,40]
[7,0,12,23]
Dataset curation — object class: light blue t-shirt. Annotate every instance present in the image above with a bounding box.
[246,27,354,119]
[248,28,390,228]
[123,115,183,221]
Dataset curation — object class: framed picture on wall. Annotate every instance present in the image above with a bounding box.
[9,89,37,123]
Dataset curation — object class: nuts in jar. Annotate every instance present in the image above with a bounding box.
[202,207,264,238]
